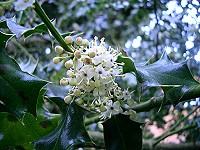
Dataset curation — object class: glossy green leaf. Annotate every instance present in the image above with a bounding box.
[34,97,93,150]
[0,49,48,119]
[116,55,137,74]
[135,55,200,104]
[23,23,48,38]
[103,114,143,150]
[0,31,14,47]
[0,20,7,28]
[0,112,58,150]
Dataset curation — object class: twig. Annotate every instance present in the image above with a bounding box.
[153,124,197,147]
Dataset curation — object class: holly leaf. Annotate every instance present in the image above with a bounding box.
[116,55,137,74]
[34,97,93,150]
[135,54,200,104]
[23,23,48,38]
[6,18,48,38]
[103,114,143,150]
[0,112,58,150]
[0,49,48,119]
[0,31,14,47]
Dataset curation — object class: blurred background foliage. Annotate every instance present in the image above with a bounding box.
[1,0,200,148]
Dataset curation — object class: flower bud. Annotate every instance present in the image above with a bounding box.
[74,89,82,97]
[100,104,107,112]
[74,50,81,59]
[55,46,64,54]
[75,37,83,45]
[75,98,84,105]
[84,56,91,64]
[65,60,73,68]
[65,36,73,44]
[69,77,77,86]
[82,39,89,46]
[60,77,69,86]
[64,95,72,104]
[89,80,95,88]
[88,51,95,58]
[66,70,73,77]
[94,80,101,88]
[53,57,61,64]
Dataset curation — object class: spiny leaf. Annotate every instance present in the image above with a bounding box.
[135,54,200,104]
[0,49,48,119]
[103,114,143,150]
[34,97,93,150]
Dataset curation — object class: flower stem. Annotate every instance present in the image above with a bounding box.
[34,0,73,52]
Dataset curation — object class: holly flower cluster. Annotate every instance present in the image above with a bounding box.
[53,36,137,120]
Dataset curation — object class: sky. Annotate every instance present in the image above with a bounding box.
[125,0,200,61]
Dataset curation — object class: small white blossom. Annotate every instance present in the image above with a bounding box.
[123,89,133,101]
[100,101,123,119]
[14,0,35,11]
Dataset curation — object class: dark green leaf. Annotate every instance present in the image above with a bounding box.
[116,55,137,74]
[34,97,93,150]
[0,20,7,28]
[23,23,48,38]
[135,54,200,104]
[0,49,48,119]
[103,114,143,150]
[0,31,14,47]
[0,112,58,150]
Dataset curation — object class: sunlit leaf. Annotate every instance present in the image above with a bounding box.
[116,55,137,74]
[6,18,48,38]
[19,56,38,74]
[135,54,200,104]
[34,97,93,150]
[0,49,48,119]
[103,114,143,150]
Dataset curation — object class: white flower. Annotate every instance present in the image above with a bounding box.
[14,0,35,11]
[79,65,95,81]
[100,101,123,119]
[123,89,132,101]
[75,59,83,70]
[93,85,107,97]
[94,64,108,80]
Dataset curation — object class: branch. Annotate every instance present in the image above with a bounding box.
[78,131,200,149]
[153,124,197,147]
[34,0,73,52]
[131,85,200,112]
[85,115,101,126]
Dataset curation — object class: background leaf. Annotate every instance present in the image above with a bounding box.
[34,97,93,150]
[6,18,48,38]
[0,49,47,119]
[0,112,58,150]
[103,114,143,150]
